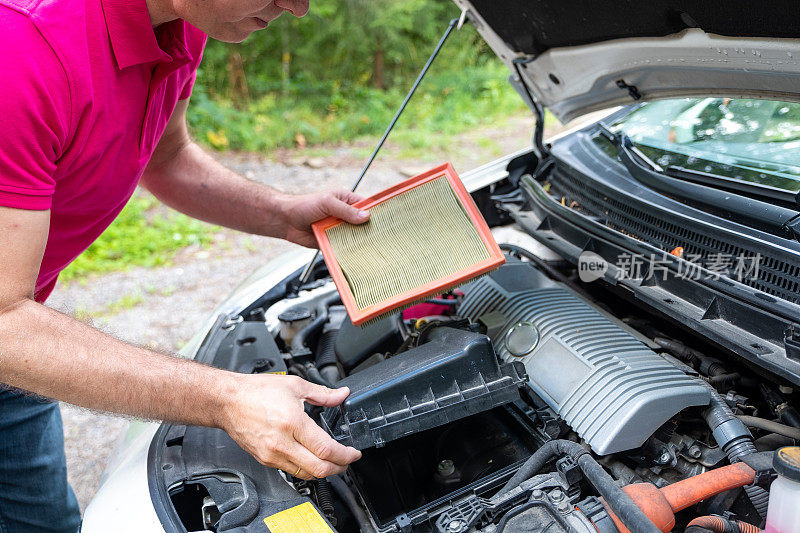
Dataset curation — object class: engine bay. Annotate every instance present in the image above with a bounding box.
[151,246,800,533]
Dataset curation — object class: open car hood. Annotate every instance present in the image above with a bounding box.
[454,0,800,122]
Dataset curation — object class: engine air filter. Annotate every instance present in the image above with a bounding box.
[313,163,505,326]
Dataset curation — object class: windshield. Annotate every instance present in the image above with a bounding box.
[607,98,800,192]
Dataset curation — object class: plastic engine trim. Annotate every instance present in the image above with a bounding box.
[460,261,711,455]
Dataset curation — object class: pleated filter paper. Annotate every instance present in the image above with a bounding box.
[313,163,505,325]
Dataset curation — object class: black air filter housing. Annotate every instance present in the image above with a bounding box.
[334,314,403,371]
[322,327,527,449]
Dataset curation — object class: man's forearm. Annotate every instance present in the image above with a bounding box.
[0,297,362,478]
[0,298,235,428]
[0,198,362,478]
[141,141,293,238]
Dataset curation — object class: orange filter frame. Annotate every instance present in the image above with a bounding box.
[312,163,505,326]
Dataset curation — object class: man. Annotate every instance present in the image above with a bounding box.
[0,0,365,530]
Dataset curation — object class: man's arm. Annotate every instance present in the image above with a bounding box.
[140,100,369,247]
[0,206,360,478]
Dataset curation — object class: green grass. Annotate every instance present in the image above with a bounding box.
[188,63,528,153]
[59,194,214,283]
[99,291,146,317]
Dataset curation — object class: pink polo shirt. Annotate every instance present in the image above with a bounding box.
[0,0,206,301]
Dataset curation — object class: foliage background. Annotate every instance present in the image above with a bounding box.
[187,0,528,151]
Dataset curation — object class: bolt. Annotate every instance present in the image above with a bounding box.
[438,459,455,477]
[222,314,243,330]
[688,445,702,459]
[550,488,564,501]
[531,489,544,499]
[252,358,271,371]
[448,520,464,532]
[657,450,671,464]
[557,500,570,513]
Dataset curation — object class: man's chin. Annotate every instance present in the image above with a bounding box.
[208,22,266,43]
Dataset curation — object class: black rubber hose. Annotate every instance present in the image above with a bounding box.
[654,337,701,367]
[707,372,741,387]
[315,330,338,368]
[291,292,341,354]
[315,330,339,383]
[701,383,770,518]
[499,440,566,495]
[499,440,660,533]
[315,329,341,385]
[328,476,376,533]
[426,298,458,306]
[288,364,308,378]
[304,364,331,387]
[319,366,340,386]
[290,363,330,386]
[654,341,769,516]
[781,406,800,429]
[656,338,744,390]
[761,384,800,429]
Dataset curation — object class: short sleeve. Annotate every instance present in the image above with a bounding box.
[0,9,71,210]
[178,23,207,100]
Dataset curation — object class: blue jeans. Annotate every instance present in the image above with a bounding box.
[0,387,81,532]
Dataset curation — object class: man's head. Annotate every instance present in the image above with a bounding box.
[156,0,309,42]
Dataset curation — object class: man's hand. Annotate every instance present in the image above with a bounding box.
[221,374,361,479]
[276,190,370,248]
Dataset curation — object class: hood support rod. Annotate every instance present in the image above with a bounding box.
[512,57,549,161]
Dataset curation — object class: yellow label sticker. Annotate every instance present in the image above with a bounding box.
[263,502,334,533]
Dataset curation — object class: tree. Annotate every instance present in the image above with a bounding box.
[198,0,463,97]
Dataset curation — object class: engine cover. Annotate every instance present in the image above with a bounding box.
[460,260,711,455]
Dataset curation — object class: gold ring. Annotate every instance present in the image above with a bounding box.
[294,466,302,476]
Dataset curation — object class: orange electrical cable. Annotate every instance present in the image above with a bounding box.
[661,462,755,512]
[600,462,756,533]
[687,515,761,533]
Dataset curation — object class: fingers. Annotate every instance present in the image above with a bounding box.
[243,435,311,480]
[284,463,312,481]
[286,440,349,479]
[245,423,354,479]
[323,194,369,225]
[294,415,362,466]
[283,462,317,482]
[333,190,364,206]
[296,380,351,407]
[275,458,313,481]
[232,375,361,480]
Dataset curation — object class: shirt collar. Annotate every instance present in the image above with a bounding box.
[101,0,171,69]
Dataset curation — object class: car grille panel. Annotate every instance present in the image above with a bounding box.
[547,167,800,304]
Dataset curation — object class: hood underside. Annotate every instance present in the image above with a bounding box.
[454,0,800,122]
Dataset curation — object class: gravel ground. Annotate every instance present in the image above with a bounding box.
[48,115,548,511]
